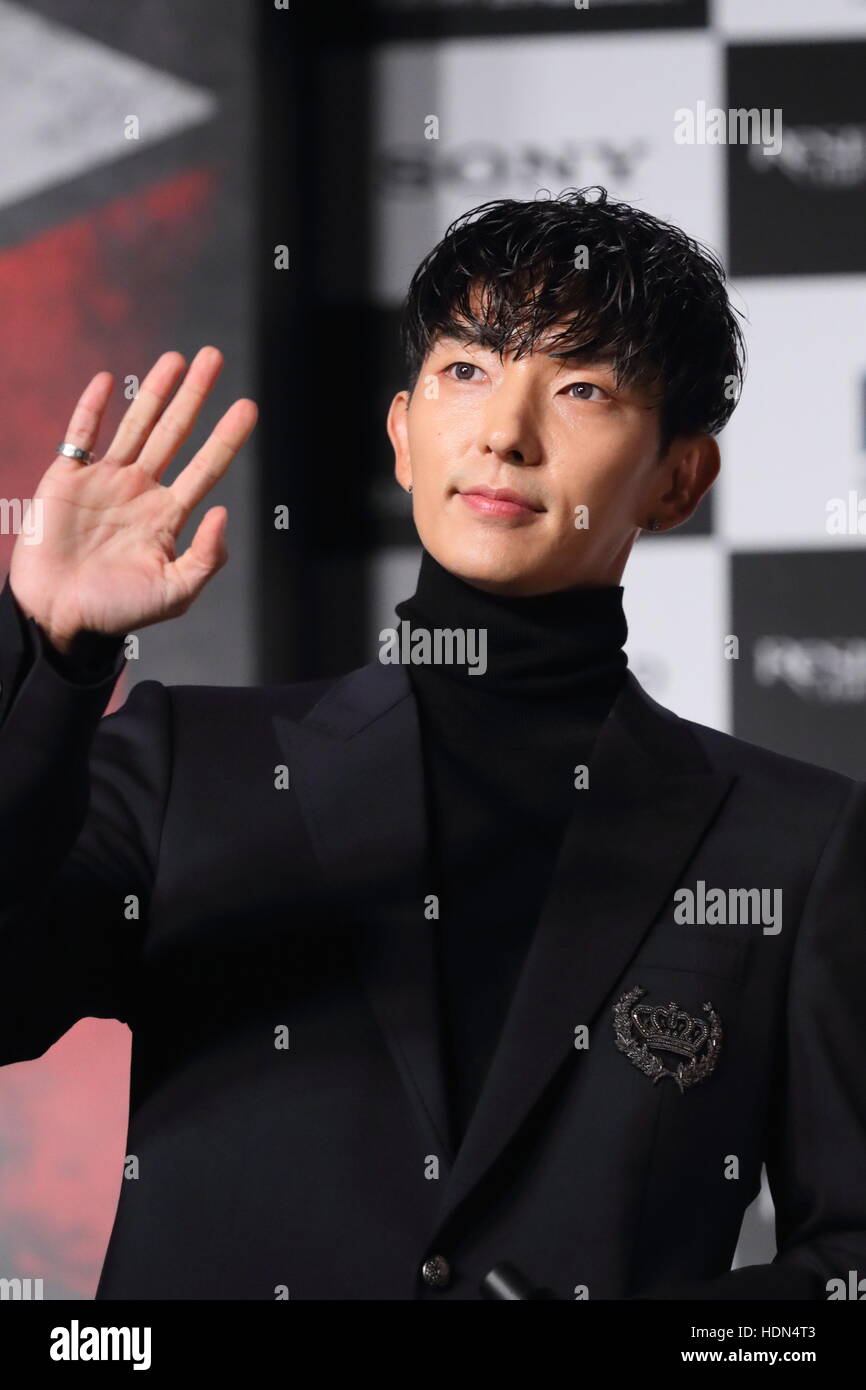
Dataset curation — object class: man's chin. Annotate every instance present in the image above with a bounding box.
[424,543,556,596]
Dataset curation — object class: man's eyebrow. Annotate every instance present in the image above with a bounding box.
[431,330,486,349]
[545,348,616,369]
[432,332,615,368]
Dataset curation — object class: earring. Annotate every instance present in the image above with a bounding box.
[647,517,659,532]
[408,484,413,494]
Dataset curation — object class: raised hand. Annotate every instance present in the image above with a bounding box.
[9,347,257,654]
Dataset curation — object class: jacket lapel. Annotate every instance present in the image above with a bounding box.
[273,662,454,1158]
[274,661,738,1241]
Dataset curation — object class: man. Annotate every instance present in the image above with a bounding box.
[1,187,865,1301]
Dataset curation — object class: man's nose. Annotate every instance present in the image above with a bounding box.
[475,379,542,466]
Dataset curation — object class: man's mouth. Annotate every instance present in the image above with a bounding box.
[457,486,545,518]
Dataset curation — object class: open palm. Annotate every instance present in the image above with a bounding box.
[9,347,257,652]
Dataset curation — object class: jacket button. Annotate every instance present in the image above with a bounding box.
[420,1254,451,1289]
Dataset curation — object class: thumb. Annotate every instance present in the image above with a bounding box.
[169,506,228,605]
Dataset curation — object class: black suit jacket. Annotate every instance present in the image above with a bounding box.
[1,575,865,1301]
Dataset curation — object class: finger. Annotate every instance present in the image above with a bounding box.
[56,372,114,464]
[101,350,189,466]
[164,505,228,610]
[135,345,227,480]
[168,398,258,521]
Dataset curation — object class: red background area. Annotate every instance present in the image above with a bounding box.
[0,166,214,1297]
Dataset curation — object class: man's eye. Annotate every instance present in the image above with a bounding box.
[444,361,482,382]
[567,381,607,402]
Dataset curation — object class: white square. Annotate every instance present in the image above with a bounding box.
[370,32,724,304]
[622,535,729,732]
[718,276,866,549]
[715,0,866,40]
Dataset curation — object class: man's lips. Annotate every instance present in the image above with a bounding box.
[457,486,544,518]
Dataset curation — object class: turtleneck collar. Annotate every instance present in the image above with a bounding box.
[393,548,628,702]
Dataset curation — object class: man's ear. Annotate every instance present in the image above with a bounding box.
[387,390,412,491]
[655,434,720,531]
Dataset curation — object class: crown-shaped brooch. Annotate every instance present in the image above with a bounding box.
[613,986,722,1092]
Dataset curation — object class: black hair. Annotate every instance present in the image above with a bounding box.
[400,186,747,453]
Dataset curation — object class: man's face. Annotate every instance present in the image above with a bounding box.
[387,325,717,595]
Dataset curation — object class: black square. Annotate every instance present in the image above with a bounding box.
[732,550,866,777]
[728,41,866,276]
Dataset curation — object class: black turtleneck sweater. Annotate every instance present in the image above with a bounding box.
[394,550,629,1146]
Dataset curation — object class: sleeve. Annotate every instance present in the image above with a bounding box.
[0,574,126,695]
[634,779,866,1300]
[0,574,172,1064]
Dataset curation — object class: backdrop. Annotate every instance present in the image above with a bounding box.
[0,0,255,1299]
[2,0,865,1297]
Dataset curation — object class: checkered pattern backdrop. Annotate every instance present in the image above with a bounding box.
[2,0,864,1298]
[364,0,866,782]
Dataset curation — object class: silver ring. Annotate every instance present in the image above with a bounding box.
[56,441,95,464]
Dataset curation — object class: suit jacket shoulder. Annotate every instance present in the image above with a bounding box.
[680,713,859,807]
